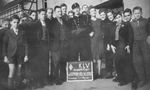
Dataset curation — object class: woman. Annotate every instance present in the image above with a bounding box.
[111,13,134,86]
[89,7,104,78]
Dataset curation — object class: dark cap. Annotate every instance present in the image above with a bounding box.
[72,3,80,9]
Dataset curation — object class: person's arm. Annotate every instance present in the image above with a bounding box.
[127,23,134,47]
[2,32,9,63]
[2,32,8,57]
[23,31,29,62]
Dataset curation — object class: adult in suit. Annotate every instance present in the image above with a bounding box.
[51,6,69,85]
[60,3,69,22]
[131,6,150,87]
[89,7,104,78]
[100,9,115,78]
[0,18,9,88]
[26,9,51,88]
[3,15,28,89]
[69,3,92,61]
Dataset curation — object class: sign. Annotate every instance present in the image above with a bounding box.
[66,61,93,82]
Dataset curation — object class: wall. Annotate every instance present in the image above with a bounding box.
[47,0,108,11]
[123,0,150,18]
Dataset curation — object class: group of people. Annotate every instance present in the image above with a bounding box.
[0,2,150,90]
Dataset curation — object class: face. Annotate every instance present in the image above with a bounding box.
[20,17,28,24]
[123,12,132,22]
[107,12,114,21]
[39,11,46,21]
[55,8,62,18]
[68,12,74,18]
[133,9,142,20]
[115,14,122,23]
[47,9,53,18]
[100,12,106,21]
[73,8,80,16]
[82,5,88,12]
[2,21,9,28]
[90,8,96,17]
[10,19,19,28]
[61,6,67,15]
[30,12,36,20]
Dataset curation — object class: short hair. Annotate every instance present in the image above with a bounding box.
[10,15,20,22]
[47,8,53,11]
[82,4,88,9]
[38,8,46,14]
[2,18,9,23]
[123,8,132,14]
[99,8,106,14]
[68,10,74,15]
[133,6,142,12]
[60,3,67,8]
[72,3,80,9]
[115,12,122,18]
[20,12,29,18]
[54,6,61,11]
[106,9,114,14]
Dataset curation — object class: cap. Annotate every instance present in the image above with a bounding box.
[72,3,80,9]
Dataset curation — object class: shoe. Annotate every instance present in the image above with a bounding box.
[118,81,129,86]
[132,82,137,90]
[55,80,63,85]
[113,77,119,82]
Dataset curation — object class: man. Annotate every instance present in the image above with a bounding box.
[106,9,114,21]
[131,6,150,88]
[46,8,53,20]
[60,3,69,21]
[99,9,115,79]
[51,6,69,85]
[3,15,28,89]
[69,3,92,61]
[23,9,51,88]
[82,4,89,14]
[0,19,9,60]
[0,18,9,87]
[123,8,132,22]
[123,8,138,90]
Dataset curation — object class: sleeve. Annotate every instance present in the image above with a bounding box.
[127,23,134,47]
[2,32,9,57]
[23,31,28,56]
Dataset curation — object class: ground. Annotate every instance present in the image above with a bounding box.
[34,79,150,90]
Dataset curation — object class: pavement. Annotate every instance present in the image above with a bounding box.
[35,79,150,90]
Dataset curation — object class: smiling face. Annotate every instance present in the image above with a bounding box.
[30,12,36,20]
[115,14,122,23]
[39,11,46,21]
[73,8,80,16]
[47,9,53,19]
[133,9,142,20]
[2,21,9,28]
[100,12,106,21]
[55,8,62,18]
[90,8,96,17]
[61,6,67,15]
[10,19,19,29]
[107,12,114,21]
[123,12,132,22]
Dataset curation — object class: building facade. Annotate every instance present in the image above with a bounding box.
[0,0,150,25]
